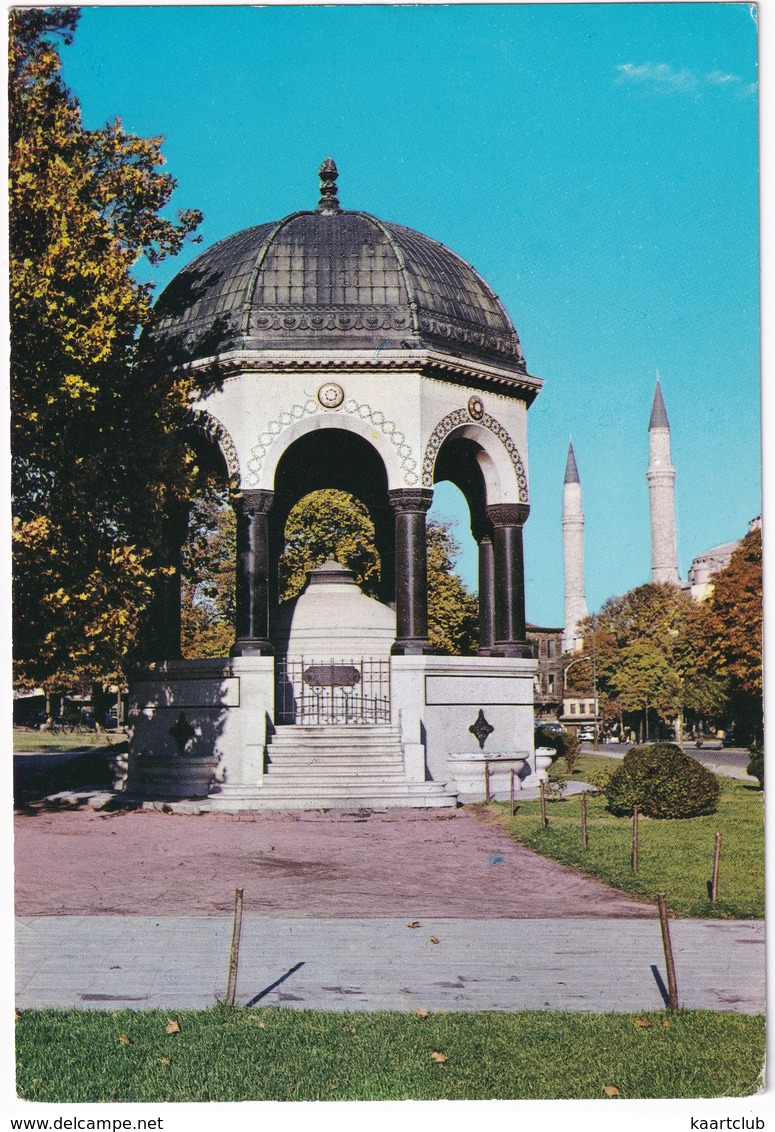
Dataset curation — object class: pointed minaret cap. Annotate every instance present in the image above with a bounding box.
[564,440,580,484]
[649,380,670,429]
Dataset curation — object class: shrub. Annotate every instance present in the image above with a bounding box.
[534,728,562,757]
[605,743,720,819]
[563,731,581,774]
[746,742,764,789]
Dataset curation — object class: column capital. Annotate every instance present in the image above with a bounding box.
[487,502,530,527]
[388,488,434,515]
[231,488,274,516]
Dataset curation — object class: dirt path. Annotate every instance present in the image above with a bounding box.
[15,806,654,918]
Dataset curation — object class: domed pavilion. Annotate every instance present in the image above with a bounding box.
[128,160,544,810]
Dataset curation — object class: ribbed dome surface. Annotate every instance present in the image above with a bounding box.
[149,207,526,371]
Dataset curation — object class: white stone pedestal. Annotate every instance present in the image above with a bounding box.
[391,654,536,787]
[127,656,275,796]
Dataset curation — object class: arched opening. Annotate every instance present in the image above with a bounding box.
[431,430,530,658]
[426,481,479,656]
[269,428,393,609]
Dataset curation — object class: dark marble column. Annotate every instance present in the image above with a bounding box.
[389,488,434,655]
[231,489,274,656]
[146,504,189,661]
[477,532,496,656]
[487,502,532,659]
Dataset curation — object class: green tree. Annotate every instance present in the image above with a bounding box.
[279,490,380,601]
[426,521,479,656]
[181,483,236,659]
[10,8,202,688]
[702,528,763,742]
[576,583,723,740]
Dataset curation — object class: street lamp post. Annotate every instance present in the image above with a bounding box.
[563,652,599,752]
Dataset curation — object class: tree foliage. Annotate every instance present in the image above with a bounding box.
[279,490,380,601]
[10,8,202,688]
[426,522,479,656]
[702,528,763,740]
[576,583,727,739]
[574,528,762,742]
[181,483,236,659]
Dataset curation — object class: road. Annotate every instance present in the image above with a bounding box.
[580,743,755,781]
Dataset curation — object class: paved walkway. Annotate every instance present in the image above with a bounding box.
[15,807,654,918]
[16,915,765,1014]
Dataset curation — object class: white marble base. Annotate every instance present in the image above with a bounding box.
[447,751,529,802]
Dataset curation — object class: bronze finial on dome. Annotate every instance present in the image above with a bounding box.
[317,157,340,214]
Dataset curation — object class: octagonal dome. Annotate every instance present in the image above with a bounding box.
[148,160,526,373]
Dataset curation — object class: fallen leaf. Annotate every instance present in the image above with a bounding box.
[407,921,420,928]
[430,1051,448,1063]
[341,1025,356,1033]
[14,1011,20,1021]
[663,1019,671,1028]
[118,1035,132,1046]
[330,1084,338,1091]
[159,1057,171,1065]
[429,936,440,944]
[635,1019,654,1028]
[603,1085,619,1097]
[415,1010,430,1018]
[165,1020,181,1034]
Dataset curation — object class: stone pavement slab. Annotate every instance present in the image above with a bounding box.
[15,915,765,1015]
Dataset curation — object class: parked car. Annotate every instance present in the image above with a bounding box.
[578,725,595,742]
[535,721,565,735]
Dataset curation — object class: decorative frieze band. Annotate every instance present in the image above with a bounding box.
[244,398,419,488]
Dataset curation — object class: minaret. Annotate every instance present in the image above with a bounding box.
[562,441,588,653]
[647,380,681,584]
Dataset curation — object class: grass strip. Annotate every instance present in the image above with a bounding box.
[13,729,121,753]
[16,1006,764,1102]
[484,756,764,918]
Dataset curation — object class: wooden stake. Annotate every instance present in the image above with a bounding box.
[225,886,244,1007]
[484,759,491,803]
[711,832,722,905]
[539,778,547,827]
[657,892,679,1010]
[581,791,588,849]
[631,806,639,872]
[510,768,515,817]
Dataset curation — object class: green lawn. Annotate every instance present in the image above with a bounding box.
[13,728,123,753]
[16,1006,764,1102]
[485,756,764,918]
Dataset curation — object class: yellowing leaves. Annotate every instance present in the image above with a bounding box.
[10,7,202,691]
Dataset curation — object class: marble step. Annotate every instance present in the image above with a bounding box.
[202,782,457,812]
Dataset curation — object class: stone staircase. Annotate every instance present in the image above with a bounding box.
[206,724,457,811]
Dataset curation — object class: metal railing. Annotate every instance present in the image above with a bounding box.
[276,656,391,726]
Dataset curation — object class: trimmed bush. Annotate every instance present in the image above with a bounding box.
[605,743,720,819]
[746,742,764,789]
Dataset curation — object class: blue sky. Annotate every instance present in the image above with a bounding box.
[60,3,760,627]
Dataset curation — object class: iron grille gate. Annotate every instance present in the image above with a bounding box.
[276,657,391,725]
